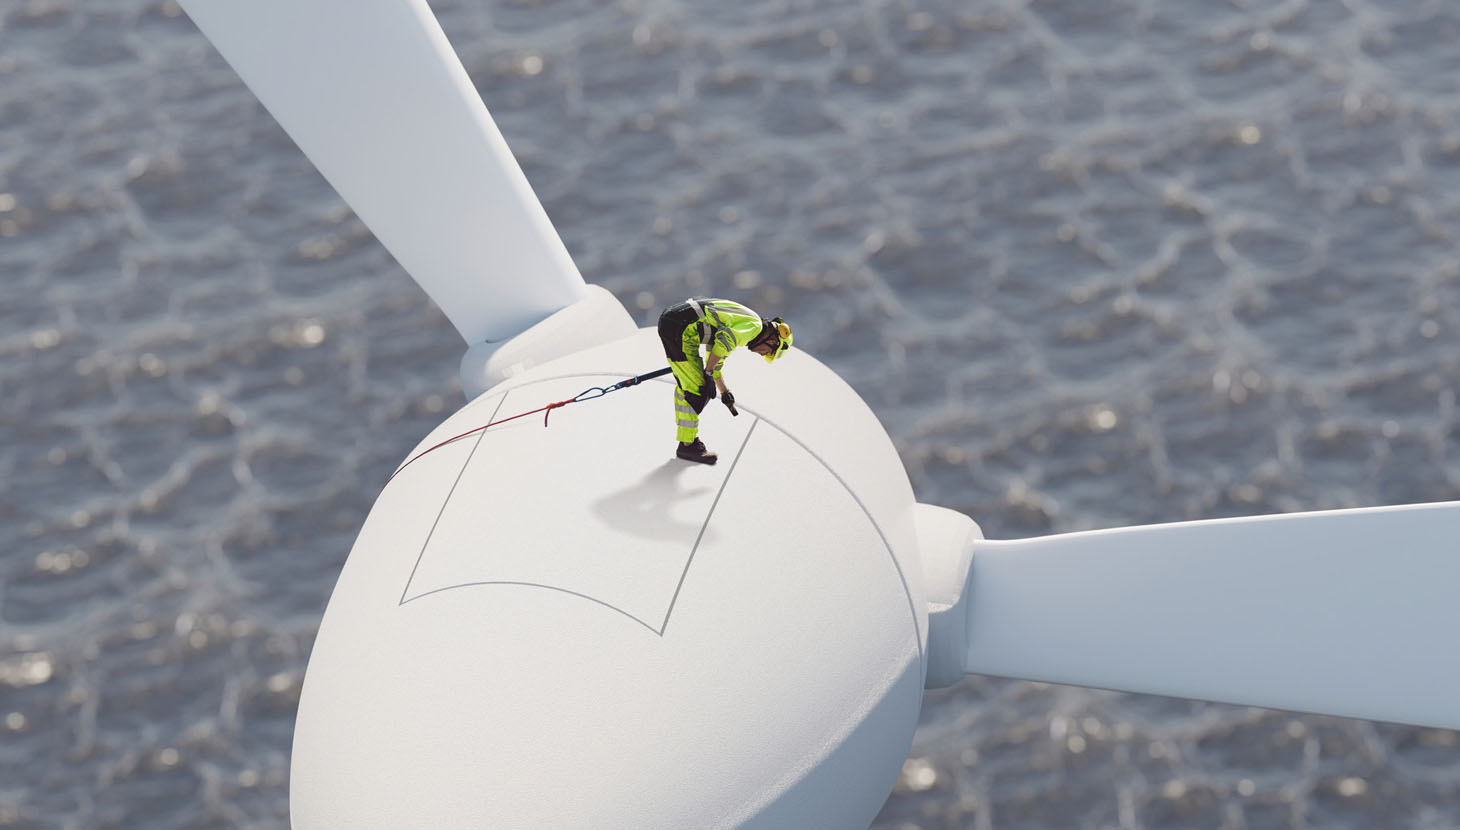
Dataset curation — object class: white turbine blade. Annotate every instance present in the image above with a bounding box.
[964,501,1460,729]
[178,0,587,344]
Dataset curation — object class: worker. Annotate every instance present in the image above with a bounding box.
[656,298,793,464]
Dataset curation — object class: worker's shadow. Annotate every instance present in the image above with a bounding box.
[592,461,717,544]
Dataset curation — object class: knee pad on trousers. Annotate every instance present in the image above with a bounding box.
[684,391,709,413]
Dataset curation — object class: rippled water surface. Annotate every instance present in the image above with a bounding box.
[4,0,1460,827]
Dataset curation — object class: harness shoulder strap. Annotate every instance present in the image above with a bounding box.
[686,298,710,343]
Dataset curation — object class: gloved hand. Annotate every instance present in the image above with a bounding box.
[722,391,738,416]
[702,372,717,400]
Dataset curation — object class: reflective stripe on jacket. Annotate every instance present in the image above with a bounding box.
[684,298,763,368]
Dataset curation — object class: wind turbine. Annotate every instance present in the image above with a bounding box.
[177,1,1460,827]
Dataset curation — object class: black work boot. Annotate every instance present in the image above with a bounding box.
[676,439,718,465]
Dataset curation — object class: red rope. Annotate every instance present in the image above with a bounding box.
[384,395,575,486]
[381,367,673,488]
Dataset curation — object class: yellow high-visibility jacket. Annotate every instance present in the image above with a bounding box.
[677,298,764,378]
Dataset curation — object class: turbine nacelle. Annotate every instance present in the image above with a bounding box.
[291,329,960,828]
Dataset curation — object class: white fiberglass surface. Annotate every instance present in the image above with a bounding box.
[397,375,754,631]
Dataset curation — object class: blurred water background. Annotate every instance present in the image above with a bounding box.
[4,0,1460,826]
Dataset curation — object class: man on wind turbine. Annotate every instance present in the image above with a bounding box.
[657,298,793,464]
